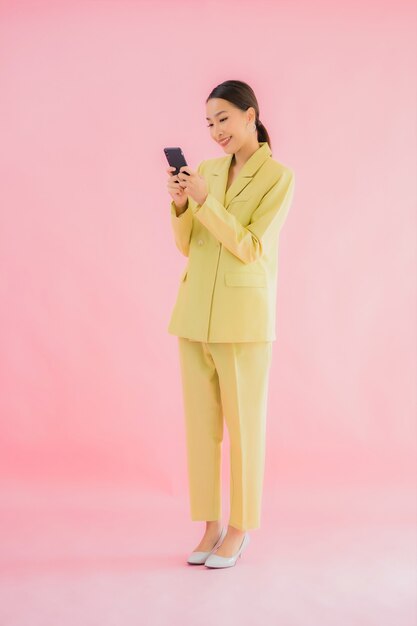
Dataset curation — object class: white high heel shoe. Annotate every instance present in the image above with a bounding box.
[187,526,227,565]
[204,532,250,568]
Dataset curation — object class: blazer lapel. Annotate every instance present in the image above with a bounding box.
[209,141,272,209]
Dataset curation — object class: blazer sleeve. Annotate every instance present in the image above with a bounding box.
[193,168,295,264]
[170,160,206,257]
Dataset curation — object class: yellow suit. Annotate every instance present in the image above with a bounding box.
[167,141,295,342]
[168,142,295,531]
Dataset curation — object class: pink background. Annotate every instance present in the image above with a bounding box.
[0,1,415,624]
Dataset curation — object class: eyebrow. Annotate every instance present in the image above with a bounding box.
[205,110,228,120]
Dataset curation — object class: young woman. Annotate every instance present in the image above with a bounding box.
[166,79,295,568]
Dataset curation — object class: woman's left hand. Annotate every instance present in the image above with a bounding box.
[177,166,208,206]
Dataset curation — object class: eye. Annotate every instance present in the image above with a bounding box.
[207,117,228,127]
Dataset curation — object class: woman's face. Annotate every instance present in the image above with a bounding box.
[205,98,256,153]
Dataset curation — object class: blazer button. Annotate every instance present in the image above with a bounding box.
[198,239,204,245]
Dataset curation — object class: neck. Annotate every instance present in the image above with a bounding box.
[232,140,261,168]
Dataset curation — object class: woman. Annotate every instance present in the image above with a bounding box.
[166,79,295,568]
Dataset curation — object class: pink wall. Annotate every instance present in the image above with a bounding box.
[0,0,415,493]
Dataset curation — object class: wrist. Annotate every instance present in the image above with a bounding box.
[173,198,188,215]
[197,193,208,206]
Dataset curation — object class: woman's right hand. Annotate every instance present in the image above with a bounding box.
[166,167,188,209]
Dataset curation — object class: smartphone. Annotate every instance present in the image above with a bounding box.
[164,147,190,176]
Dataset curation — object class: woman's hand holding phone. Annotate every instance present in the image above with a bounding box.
[167,165,208,214]
[167,166,188,214]
[167,167,188,215]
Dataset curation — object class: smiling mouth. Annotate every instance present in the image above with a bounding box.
[219,137,231,146]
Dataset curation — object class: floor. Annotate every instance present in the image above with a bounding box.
[0,479,415,626]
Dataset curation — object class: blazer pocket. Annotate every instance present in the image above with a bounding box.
[224,272,267,287]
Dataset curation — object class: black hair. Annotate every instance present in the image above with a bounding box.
[206,79,272,152]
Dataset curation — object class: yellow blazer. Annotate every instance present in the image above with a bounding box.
[167,141,295,342]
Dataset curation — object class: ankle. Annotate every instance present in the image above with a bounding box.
[205,520,222,532]
[227,524,246,535]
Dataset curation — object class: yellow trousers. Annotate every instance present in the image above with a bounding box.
[177,337,273,531]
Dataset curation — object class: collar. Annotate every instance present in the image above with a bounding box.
[210,141,272,207]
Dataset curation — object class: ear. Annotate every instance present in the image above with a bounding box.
[246,106,256,124]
